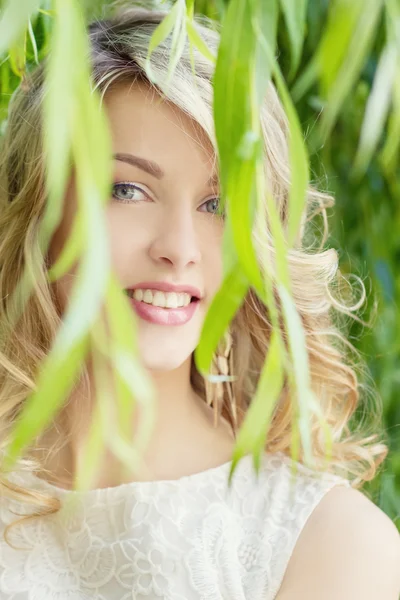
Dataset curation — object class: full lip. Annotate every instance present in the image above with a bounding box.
[126,281,203,300]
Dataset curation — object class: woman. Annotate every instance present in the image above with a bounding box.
[0,7,398,600]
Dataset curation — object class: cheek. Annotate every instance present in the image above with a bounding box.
[105,206,151,282]
[201,225,224,295]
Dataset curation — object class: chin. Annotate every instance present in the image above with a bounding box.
[138,338,194,372]
[141,354,191,372]
[136,325,201,373]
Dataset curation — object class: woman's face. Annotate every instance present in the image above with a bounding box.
[49,81,224,371]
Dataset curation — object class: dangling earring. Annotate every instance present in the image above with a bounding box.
[204,329,238,432]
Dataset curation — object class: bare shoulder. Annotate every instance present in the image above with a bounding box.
[275,484,400,600]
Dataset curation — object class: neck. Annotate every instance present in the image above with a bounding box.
[31,354,235,489]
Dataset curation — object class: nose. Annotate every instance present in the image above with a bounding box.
[148,205,202,270]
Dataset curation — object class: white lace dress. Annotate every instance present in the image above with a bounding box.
[0,450,350,600]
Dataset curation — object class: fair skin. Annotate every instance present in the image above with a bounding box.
[42,80,235,487]
[275,485,400,599]
[41,80,400,598]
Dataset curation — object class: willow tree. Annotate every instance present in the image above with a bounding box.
[0,0,398,524]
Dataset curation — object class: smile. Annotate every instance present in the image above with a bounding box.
[127,294,200,326]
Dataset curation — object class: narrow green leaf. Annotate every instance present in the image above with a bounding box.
[5,0,113,467]
[9,31,27,78]
[3,334,89,469]
[186,18,216,63]
[228,145,265,296]
[273,62,309,247]
[105,274,155,452]
[213,0,268,296]
[69,361,105,493]
[253,17,309,249]
[279,0,307,79]
[145,2,179,83]
[40,0,79,242]
[380,66,400,173]
[165,0,187,87]
[47,213,84,281]
[292,0,368,102]
[319,0,364,96]
[186,0,195,18]
[27,18,39,64]
[214,0,255,169]
[320,0,384,139]
[290,54,318,102]
[379,0,400,174]
[0,0,42,55]
[195,262,249,376]
[229,332,285,481]
[353,43,398,177]
[254,0,278,104]
[75,288,155,492]
[278,284,333,466]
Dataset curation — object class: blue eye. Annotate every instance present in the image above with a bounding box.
[201,197,224,216]
[111,182,224,217]
[112,183,147,203]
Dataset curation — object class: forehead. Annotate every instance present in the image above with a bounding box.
[103,80,217,184]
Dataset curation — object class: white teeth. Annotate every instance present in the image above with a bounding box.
[152,291,165,307]
[166,293,178,308]
[133,289,143,302]
[128,289,192,308]
[143,290,153,303]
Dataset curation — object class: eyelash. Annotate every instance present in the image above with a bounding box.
[111,182,223,216]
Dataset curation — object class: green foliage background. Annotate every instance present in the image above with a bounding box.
[282,2,400,524]
[0,0,399,527]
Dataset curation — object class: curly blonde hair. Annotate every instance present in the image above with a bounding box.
[0,7,388,546]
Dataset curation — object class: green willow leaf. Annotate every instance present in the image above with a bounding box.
[104,274,155,450]
[380,65,400,174]
[186,18,216,63]
[278,284,333,467]
[254,0,278,104]
[47,214,84,281]
[214,0,253,170]
[279,0,307,80]
[40,3,79,246]
[0,0,42,56]
[320,0,384,139]
[319,0,364,96]
[145,0,179,83]
[75,283,155,492]
[274,64,309,247]
[229,332,285,481]
[195,261,249,377]
[166,0,187,86]
[3,333,89,469]
[5,0,113,468]
[253,15,309,249]
[376,0,400,175]
[290,55,318,102]
[0,61,10,123]
[27,18,39,64]
[38,1,53,57]
[213,0,266,297]
[73,396,104,493]
[9,31,27,77]
[353,43,398,177]
[292,0,370,103]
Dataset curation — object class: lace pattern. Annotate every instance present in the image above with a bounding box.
[0,451,350,600]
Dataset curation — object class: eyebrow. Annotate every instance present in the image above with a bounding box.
[114,152,219,188]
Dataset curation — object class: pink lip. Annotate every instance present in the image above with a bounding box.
[128,296,200,326]
[127,281,202,299]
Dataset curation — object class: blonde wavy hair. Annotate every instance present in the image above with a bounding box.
[0,7,388,543]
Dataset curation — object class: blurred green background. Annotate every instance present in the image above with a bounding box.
[282,2,400,523]
[0,0,399,525]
